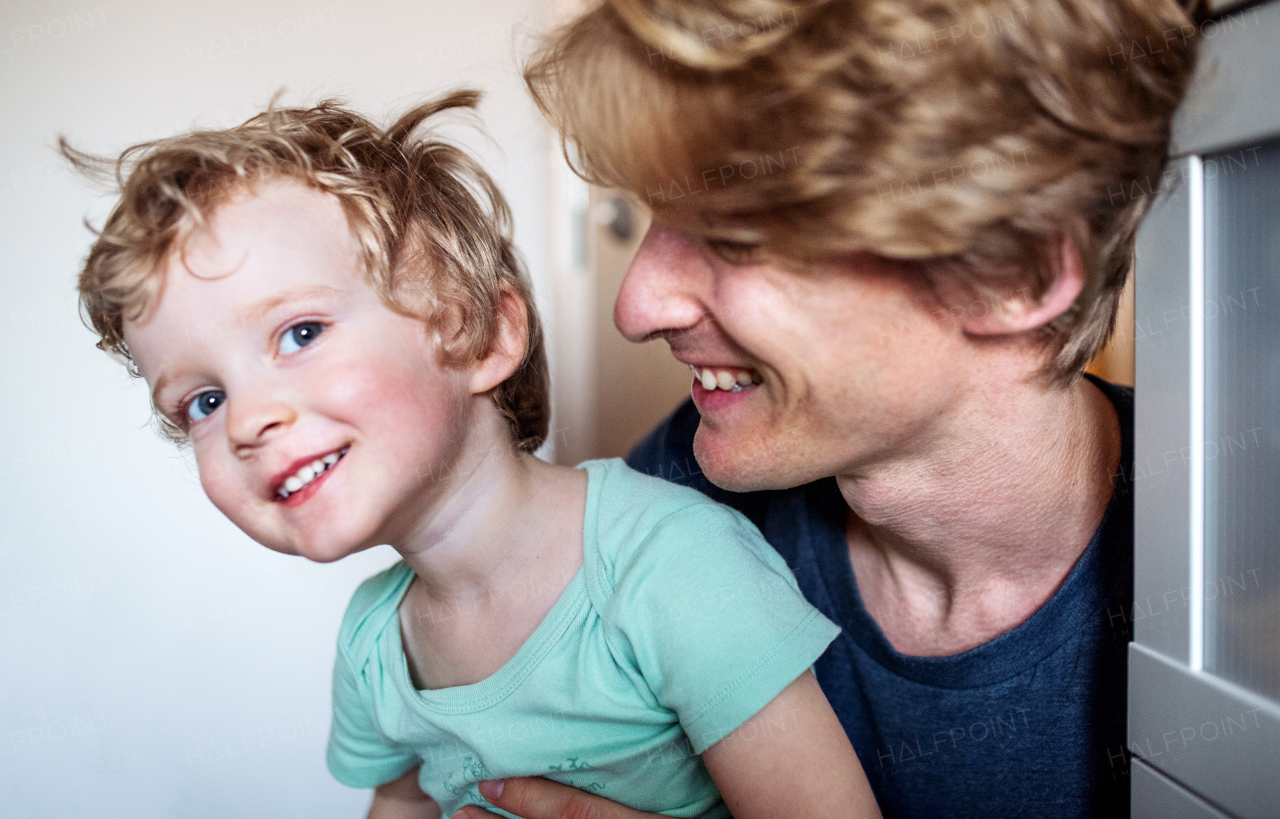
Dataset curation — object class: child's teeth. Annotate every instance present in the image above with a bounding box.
[278,448,347,499]
[715,371,735,390]
[735,371,753,386]
[700,370,717,390]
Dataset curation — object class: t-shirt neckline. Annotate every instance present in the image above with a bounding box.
[811,375,1132,689]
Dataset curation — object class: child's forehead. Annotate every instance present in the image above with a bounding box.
[134,182,367,325]
[195,178,350,248]
[174,181,355,276]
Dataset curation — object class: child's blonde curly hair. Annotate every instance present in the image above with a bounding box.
[65,90,549,451]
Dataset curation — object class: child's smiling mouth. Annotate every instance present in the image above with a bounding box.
[273,445,350,503]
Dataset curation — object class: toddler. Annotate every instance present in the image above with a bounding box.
[68,92,880,819]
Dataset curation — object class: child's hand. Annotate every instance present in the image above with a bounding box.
[451,777,663,819]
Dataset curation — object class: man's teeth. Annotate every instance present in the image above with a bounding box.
[277,447,348,499]
[691,366,760,392]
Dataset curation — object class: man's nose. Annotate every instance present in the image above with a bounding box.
[614,221,711,343]
[226,390,297,455]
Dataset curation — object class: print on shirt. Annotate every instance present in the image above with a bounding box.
[548,757,606,794]
[443,755,490,797]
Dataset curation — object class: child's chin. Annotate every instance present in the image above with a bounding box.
[239,515,374,563]
[295,536,375,564]
[246,533,343,563]
[269,538,349,563]
[301,546,355,564]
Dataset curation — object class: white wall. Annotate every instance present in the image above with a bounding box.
[0,1,560,815]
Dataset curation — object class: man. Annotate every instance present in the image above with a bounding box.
[458,0,1199,816]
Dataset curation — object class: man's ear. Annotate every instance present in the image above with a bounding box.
[468,289,528,395]
[961,229,1086,336]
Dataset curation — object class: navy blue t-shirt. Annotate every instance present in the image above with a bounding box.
[627,375,1134,819]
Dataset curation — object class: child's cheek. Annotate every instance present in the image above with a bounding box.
[191,437,288,552]
[195,454,245,521]
[189,432,232,508]
[345,363,469,459]
[323,338,470,451]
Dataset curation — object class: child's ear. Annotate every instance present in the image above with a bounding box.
[468,288,528,395]
[959,228,1086,336]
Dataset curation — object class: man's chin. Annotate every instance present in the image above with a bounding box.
[693,426,798,494]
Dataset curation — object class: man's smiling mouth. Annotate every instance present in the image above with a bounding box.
[690,365,761,393]
[275,446,349,500]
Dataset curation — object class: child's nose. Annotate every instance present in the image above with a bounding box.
[226,397,298,454]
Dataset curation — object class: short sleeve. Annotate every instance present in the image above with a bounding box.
[602,503,841,754]
[326,644,420,788]
[326,565,421,789]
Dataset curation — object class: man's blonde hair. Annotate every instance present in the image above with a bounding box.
[66,90,549,450]
[526,0,1201,382]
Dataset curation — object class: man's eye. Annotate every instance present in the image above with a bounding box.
[705,239,760,264]
[186,390,226,422]
[279,321,325,354]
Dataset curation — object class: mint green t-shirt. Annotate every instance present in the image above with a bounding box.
[326,458,841,818]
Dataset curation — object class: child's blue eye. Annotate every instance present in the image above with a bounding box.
[279,321,325,354]
[186,390,226,422]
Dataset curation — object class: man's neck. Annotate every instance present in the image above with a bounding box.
[839,375,1122,656]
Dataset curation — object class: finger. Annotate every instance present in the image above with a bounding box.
[476,776,650,819]
[451,807,504,819]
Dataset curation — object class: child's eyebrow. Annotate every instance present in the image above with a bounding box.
[150,372,177,413]
[244,284,347,324]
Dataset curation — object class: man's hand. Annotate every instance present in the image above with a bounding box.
[451,777,664,819]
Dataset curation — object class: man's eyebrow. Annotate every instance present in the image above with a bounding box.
[148,285,347,411]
